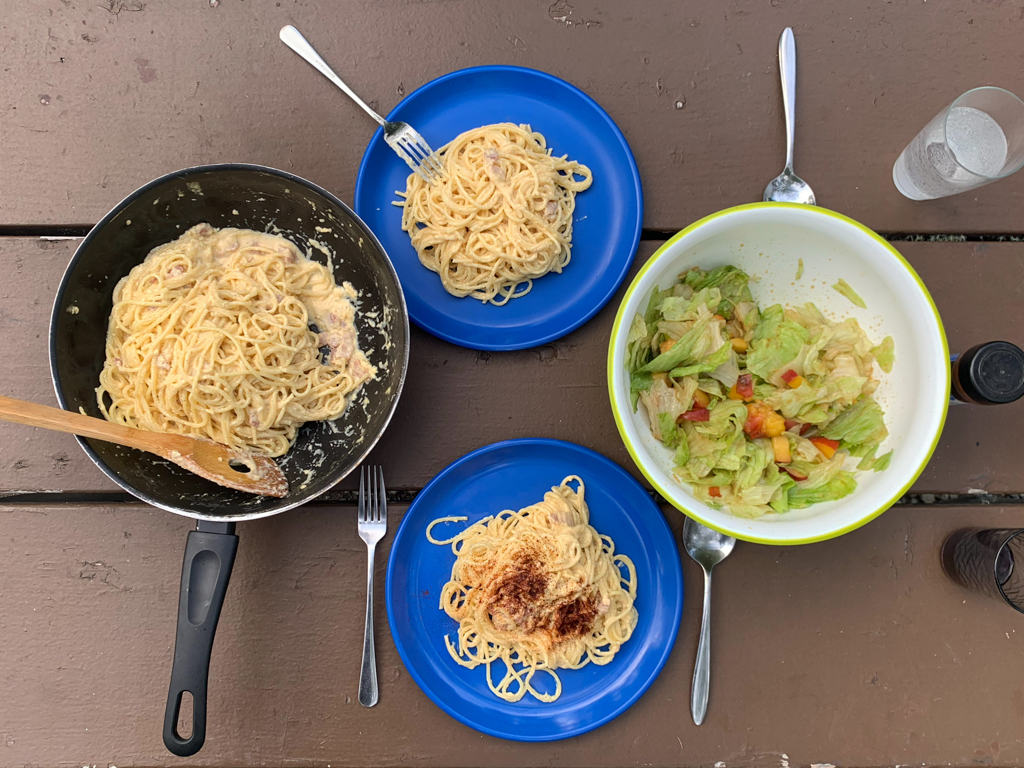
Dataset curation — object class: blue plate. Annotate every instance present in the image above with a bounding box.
[385,438,682,741]
[354,66,643,351]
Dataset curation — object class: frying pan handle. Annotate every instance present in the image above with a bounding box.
[163,520,238,757]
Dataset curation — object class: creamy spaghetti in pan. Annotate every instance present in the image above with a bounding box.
[397,123,593,305]
[97,224,375,457]
[426,476,638,703]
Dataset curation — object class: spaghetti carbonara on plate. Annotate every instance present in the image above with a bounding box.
[97,224,374,457]
[426,475,637,703]
[397,123,593,305]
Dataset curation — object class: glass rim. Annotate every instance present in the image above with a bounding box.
[943,86,1024,180]
[995,528,1024,614]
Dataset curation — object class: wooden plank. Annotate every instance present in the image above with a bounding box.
[2,1,1024,232]
[1,501,1021,766]
[1,237,1023,496]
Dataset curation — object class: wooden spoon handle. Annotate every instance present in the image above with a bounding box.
[0,394,179,456]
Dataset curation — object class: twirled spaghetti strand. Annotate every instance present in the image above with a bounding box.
[398,123,593,305]
[97,224,375,457]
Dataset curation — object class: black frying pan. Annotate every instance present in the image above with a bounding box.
[49,164,409,756]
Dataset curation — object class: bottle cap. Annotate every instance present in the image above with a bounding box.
[958,341,1024,405]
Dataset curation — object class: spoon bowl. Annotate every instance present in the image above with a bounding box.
[764,168,816,205]
[683,516,737,571]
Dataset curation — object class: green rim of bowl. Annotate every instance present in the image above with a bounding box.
[606,202,950,545]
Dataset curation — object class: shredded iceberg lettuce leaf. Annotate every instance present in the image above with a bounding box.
[746,305,809,380]
[625,264,895,518]
[872,336,895,374]
[832,279,867,309]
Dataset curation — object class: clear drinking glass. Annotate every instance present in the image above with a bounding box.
[941,528,1024,613]
[893,87,1024,200]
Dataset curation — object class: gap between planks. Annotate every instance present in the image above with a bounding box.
[2,226,1024,243]
[640,229,1024,242]
[3,489,1024,507]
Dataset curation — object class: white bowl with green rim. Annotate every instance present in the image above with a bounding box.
[607,203,949,545]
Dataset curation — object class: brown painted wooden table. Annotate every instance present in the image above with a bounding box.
[2,2,1023,766]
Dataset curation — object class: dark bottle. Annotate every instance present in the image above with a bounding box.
[950,341,1024,405]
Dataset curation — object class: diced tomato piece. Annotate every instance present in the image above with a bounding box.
[771,435,792,464]
[745,402,785,438]
[809,436,840,459]
[781,369,799,384]
[800,423,814,436]
[784,419,801,432]
[708,486,722,498]
[692,389,710,408]
[681,407,710,422]
[736,373,754,400]
[782,466,808,481]
[744,406,766,438]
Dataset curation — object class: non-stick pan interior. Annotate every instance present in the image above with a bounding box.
[50,165,409,519]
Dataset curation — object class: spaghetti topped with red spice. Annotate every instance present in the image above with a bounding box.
[426,476,638,703]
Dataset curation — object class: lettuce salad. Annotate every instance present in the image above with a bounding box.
[626,265,895,518]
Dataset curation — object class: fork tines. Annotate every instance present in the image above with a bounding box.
[358,464,387,523]
[386,124,444,186]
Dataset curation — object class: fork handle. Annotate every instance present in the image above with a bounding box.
[279,25,387,128]
[358,543,379,707]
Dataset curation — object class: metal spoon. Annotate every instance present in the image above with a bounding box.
[763,27,816,205]
[682,516,737,725]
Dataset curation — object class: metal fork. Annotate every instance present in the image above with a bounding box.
[357,464,387,707]
[279,25,444,185]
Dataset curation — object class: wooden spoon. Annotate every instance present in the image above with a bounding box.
[0,394,288,497]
